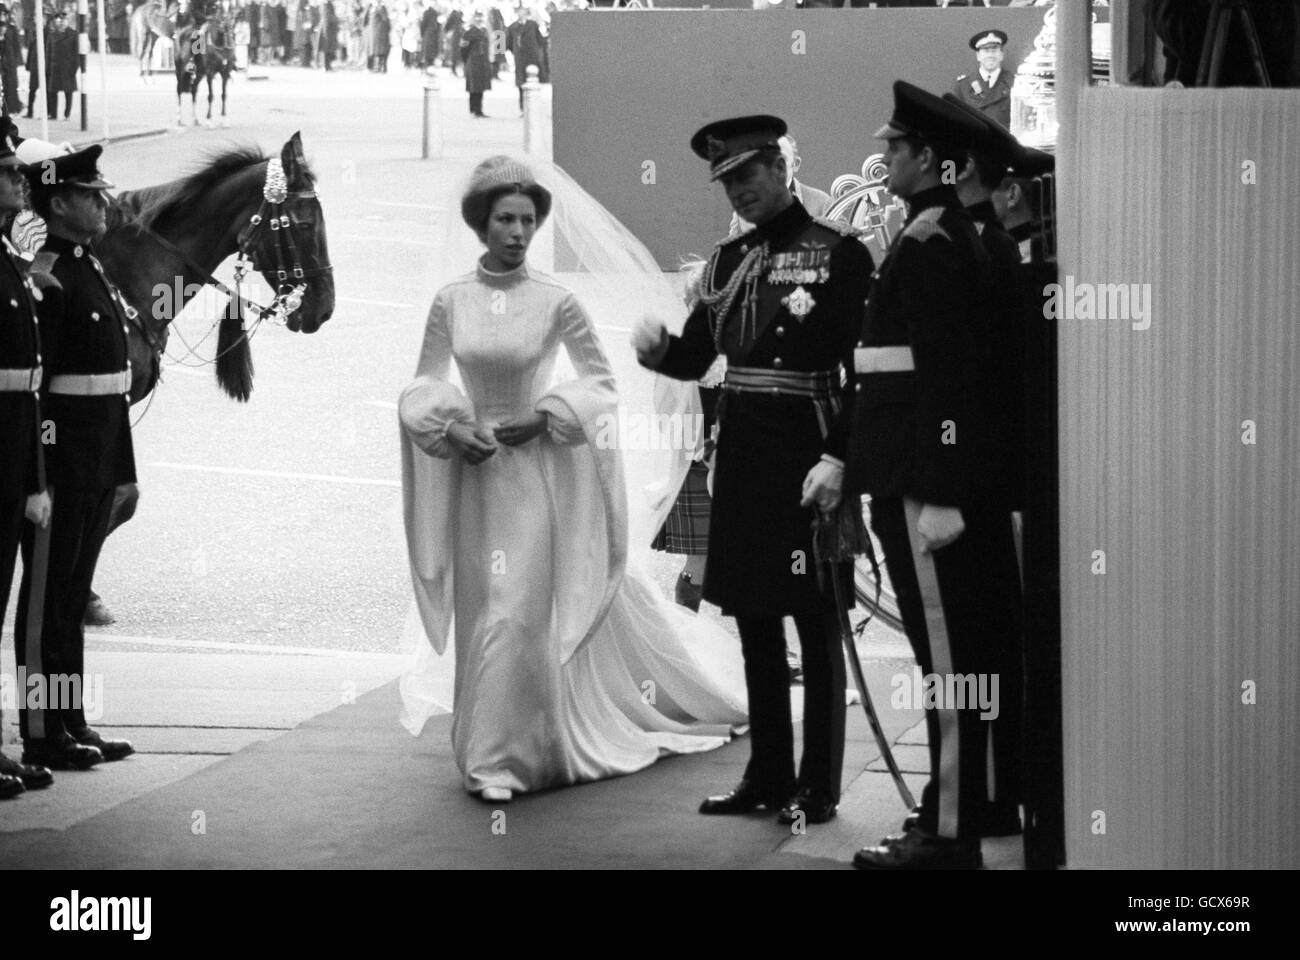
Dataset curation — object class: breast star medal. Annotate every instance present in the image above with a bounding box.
[783,285,816,321]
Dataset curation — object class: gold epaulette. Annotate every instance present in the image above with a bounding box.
[901,207,951,244]
[811,216,861,238]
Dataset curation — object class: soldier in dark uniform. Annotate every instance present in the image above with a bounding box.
[953,30,1013,130]
[993,147,1055,265]
[942,89,1040,840]
[14,144,135,770]
[0,130,56,797]
[636,115,873,825]
[845,82,1013,870]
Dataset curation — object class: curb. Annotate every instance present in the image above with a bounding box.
[65,126,172,149]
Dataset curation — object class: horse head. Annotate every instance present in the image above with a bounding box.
[258,132,334,334]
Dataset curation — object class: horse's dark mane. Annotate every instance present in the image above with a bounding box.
[131,145,315,233]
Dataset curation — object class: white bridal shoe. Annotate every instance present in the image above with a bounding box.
[479,787,513,804]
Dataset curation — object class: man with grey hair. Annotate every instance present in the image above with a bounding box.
[730,134,833,237]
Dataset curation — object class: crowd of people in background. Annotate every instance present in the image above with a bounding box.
[0,0,567,109]
[236,1,560,77]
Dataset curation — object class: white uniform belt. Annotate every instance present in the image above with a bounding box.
[854,346,915,374]
[48,370,131,396]
[0,366,42,392]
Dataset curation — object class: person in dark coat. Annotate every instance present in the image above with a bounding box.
[322,0,338,69]
[418,0,438,68]
[637,115,872,828]
[846,83,1015,871]
[247,1,261,63]
[443,3,463,76]
[0,130,59,798]
[296,0,313,66]
[505,5,542,110]
[366,0,389,72]
[15,144,136,772]
[259,0,280,63]
[106,0,131,52]
[278,0,291,62]
[952,29,1013,130]
[460,9,490,115]
[0,5,21,115]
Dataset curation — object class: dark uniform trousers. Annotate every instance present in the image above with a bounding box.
[1,235,46,739]
[967,200,1030,814]
[844,185,1019,839]
[650,199,872,801]
[14,234,137,745]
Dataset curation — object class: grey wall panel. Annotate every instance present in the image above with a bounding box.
[551,7,1049,266]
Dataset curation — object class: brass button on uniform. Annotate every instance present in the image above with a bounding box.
[73,245,83,257]
[773,357,783,369]
[855,382,863,393]
[91,311,100,321]
[8,298,16,308]
[775,326,785,337]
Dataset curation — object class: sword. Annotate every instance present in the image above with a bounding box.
[813,508,916,810]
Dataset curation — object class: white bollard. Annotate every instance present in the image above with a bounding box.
[522,65,541,156]
[422,73,442,160]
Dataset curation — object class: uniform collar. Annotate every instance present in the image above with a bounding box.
[1008,221,1034,243]
[752,198,810,246]
[904,184,960,224]
[965,199,999,226]
[43,233,95,258]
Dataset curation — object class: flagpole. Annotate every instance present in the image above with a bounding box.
[34,2,49,141]
[96,0,109,138]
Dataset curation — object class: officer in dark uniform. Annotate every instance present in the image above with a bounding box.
[994,146,1055,265]
[953,30,1013,130]
[845,82,1011,870]
[0,130,56,796]
[636,115,873,825]
[14,143,135,770]
[943,89,1037,839]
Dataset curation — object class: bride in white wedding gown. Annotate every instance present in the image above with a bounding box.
[398,156,748,802]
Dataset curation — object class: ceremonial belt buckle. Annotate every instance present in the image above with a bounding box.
[0,365,42,393]
[48,370,131,396]
[853,346,915,374]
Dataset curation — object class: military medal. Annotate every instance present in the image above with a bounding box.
[783,285,815,320]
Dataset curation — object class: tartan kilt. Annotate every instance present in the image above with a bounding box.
[651,461,711,555]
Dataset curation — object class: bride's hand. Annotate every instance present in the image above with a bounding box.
[447,421,498,464]
[632,315,669,368]
[494,413,548,446]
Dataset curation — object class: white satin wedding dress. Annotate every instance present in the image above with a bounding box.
[398,259,748,796]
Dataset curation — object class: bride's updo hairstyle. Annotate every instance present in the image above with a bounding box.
[460,156,553,235]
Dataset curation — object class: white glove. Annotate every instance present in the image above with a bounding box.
[25,490,51,528]
[916,503,965,553]
[800,458,843,513]
[632,315,669,367]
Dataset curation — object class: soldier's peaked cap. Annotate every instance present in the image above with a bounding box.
[691,115,787,182]
[1010,144,1054,178]
[22,143,114,192]
[970,30,1008,50]
[874,81,983,149]
[942,91,1020,167]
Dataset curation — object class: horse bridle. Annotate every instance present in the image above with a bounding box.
[232,157,332,327]
[114,156,331,380]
